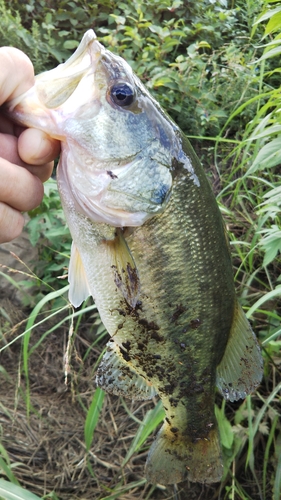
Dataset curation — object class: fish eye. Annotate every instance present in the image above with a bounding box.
[110,83,135,107]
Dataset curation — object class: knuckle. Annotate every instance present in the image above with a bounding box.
[0,202,24,243]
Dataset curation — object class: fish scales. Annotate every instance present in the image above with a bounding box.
[117,142,236,481]
[4,29,263,485]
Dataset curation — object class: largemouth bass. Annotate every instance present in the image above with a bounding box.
[5,30,263,484]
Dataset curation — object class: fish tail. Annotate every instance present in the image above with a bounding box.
[145,422,223,485]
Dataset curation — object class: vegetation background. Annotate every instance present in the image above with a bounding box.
[0,0,280,499]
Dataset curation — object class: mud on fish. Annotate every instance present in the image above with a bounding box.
[6,30,263,485]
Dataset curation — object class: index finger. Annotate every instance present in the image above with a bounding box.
[0,47,35,105]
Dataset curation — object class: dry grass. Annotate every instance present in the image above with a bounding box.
[0,296,213,500]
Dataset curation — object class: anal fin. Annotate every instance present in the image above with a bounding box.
[96,341,157,400]
[216,301,263,402]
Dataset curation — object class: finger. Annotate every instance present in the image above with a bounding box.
[0,157,44,212]
[18,128,60,165]
[0,202,25,243]
[0,132,57,182]
[23,161,54,183]
[0,112,25,137]
[0,133,24,166]
[0,47,34,105]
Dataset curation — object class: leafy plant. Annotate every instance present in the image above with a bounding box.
[25,179,71,299]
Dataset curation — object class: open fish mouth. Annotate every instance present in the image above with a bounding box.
[5,31,104,135]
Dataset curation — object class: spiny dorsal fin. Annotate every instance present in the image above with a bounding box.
[96,341,157,400]
[68,241,91,307]
[107,229,140,309]
[216,301,263,402]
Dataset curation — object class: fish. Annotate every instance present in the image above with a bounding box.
[5,30,263,485]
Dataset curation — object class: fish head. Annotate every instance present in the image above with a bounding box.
[6,30,193,227]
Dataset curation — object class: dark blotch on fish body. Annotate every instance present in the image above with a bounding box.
[190,318,201,329]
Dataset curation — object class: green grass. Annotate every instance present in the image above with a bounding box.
[0,479,42,500]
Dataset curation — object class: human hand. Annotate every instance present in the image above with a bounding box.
[0,47,60,243]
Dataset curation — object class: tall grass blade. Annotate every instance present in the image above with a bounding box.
[215,401,233,449]
[246,286,281,318]
[0,455,19,486]
[0,478,42,500]
[100,479,147,500]
[0,271,23,291]
[84,387,105,451]
[263,414,278,499]
[22,285,70,417]
[246,382,281,473]
[262,327,281,346]
[273,450,281,500]
[122,400,164,466]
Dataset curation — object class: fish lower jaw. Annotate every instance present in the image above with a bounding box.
[72,192,150,227]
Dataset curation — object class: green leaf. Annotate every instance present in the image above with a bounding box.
[198,40,211,49]
[263,239,281,266]
[259,226,281,266]
[246,383,281,472]
[153,76,173,87]
[109,14,126,25]
[246,138,281,174]
[265,12,281,35]
[63,40,79,49]
[257,44,281,62]
[254,5,281,26]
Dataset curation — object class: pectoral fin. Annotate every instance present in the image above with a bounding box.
[68,241,91,307]
[96,341,157,400]
[106,229,140,309]
[216,301,263,402]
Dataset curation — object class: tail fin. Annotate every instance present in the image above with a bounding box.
[145,422,223,485]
